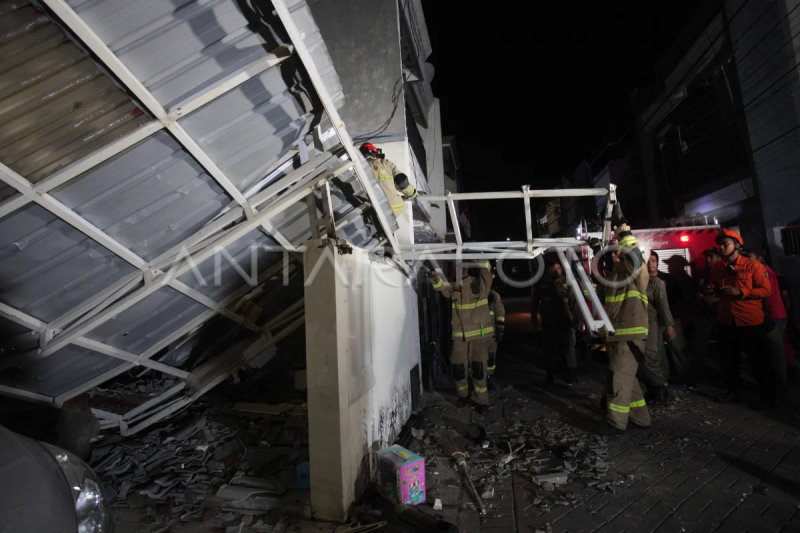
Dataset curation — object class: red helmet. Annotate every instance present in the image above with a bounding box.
[359,142,380,157]
[715,228,743,247]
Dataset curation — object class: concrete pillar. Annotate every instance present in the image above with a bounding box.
[304,239,421,520]
[304,239,361,521]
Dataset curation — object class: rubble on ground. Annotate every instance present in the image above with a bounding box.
[88,379,309,533]
[411,392,620,516]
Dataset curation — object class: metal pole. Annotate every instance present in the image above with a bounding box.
[523,185,533,253]
[567,248,615,334]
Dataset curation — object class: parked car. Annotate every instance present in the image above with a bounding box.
[0,424,113,533]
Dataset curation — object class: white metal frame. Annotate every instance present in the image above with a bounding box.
[411,185,618,334]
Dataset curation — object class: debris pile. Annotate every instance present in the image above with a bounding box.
[88,381,309,533]
[413,397,622,517]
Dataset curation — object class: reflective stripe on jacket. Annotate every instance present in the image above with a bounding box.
[367,156,416,216]
[489,290,506,328]
[596,231,649,342]
[432,262,493,341]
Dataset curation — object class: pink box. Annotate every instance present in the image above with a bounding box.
[376,444,426,505]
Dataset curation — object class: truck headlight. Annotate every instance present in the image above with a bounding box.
[40,443,113,533]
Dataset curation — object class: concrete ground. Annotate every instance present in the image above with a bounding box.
[410,297,800,533]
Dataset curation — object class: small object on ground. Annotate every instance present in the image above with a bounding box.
[376,445,426,505]
[412,428,425,439]
[481,486,494,499]
[435,430,485,515]
[532,473,568,485]
[466,424,487,444]
[433,499,442,510]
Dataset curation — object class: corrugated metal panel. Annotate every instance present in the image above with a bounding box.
[0,204,137,323]
[50,131,230,262]
[0,0,387,402]
[178,229,281,300]
[178,66,310,192]
[67,0,285,109]
[0,1,151,183]
[84,287,209,355]
[0,344,123,397]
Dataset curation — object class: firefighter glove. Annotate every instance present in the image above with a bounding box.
[496,327,504,343]
[611,201,627,229]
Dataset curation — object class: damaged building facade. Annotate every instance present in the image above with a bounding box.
[0,0,443,524]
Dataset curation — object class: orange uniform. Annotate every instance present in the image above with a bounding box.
[710,254,772,326]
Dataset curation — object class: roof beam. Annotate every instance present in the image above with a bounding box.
[52,256,292,403]
[0,385,54,406]
[0,194,30,219]
[0,163,255,334]
[0,162,149,269]
[0,301,188,379]
[72,338,190,379]
[53,310,217,405]
[34,121,165,194]
[271,0,402,257]
[40,0,255,217]
[167,47,293,120]
[42,174,324,357]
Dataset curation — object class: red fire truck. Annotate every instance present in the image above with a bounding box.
[587,224,720,278]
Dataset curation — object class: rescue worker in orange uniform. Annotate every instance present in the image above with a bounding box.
[430,260,494,414]
[360,143,418,217]
[711,229,776,409]
[595,204,652,434]
[487,290,506,387]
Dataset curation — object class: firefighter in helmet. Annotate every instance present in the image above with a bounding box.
[594,204,652,434]
[360,142,418,218]
[429,259,494,414]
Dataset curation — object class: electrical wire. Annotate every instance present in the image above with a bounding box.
[353,0,426,144]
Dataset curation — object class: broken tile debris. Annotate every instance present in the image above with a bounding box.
[88,378,308,532]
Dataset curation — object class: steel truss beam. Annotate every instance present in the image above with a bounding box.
[0,301,188,378]
[42,172,329,358]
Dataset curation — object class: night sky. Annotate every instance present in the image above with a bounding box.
[421,2,703,240]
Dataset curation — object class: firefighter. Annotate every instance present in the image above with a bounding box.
[359,142,418,217]
[595,204,651,433]
[487,290,506,388]
[641,251,677,403]
[429,260,494,414]
[532,259,580,385]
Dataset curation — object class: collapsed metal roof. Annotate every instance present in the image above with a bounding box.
[0,0,398,405]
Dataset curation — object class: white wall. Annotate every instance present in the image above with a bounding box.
[419,99,446,238]
[305,241,420,520]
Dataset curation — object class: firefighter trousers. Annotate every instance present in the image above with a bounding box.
[544,328,577,370]
[487,337,498,377]
[452,339,489,405]
[606,340,651,430]
[639,323,667,387]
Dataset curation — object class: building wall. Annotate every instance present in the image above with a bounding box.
[307,0,406,140]
[726,0,800,267]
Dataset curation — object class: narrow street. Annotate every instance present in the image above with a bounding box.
[410,297,800,533]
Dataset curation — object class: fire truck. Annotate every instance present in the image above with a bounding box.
[586,224,720,279]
